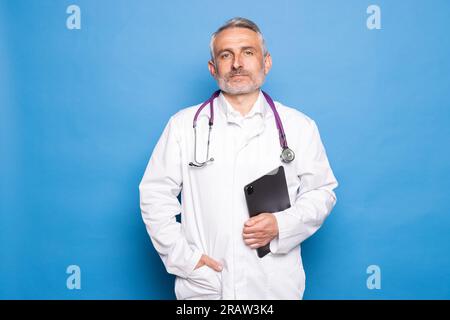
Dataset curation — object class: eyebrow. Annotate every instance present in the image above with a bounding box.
[216,46,257,55]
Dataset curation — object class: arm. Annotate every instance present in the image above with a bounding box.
[139,116,202,278]
[270,120,338,254]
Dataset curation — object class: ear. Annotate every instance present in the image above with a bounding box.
[208,60,217,78]
[263,53,272,75]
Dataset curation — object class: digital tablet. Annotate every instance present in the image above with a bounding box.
[244,166,291,258]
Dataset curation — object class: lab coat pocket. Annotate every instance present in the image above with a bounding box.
[267,251,305,299]
[175,265,222,300]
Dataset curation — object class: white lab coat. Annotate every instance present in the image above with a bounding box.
[139,90,338,300]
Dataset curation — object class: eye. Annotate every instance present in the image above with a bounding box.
[220,52,231,59]
[244,50,254,56]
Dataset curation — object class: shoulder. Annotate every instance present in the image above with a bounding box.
[273,101,325,150]
[168,105,198,124]
[164,102,205,131]
[274,101,317,131]
[163,103,204,142]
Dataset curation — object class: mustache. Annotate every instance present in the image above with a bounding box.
[226,70,251,79]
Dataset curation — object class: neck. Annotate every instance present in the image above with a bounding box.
[222,90,260,116]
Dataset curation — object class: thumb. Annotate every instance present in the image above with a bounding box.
[205,255,223,272]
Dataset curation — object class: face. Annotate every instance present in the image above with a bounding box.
[208,27,272,95]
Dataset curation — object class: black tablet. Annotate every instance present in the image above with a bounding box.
[244,166,291,258]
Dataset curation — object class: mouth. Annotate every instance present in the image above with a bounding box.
[230,74,249,79]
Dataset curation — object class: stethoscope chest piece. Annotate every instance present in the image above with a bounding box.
[281,147,295,163]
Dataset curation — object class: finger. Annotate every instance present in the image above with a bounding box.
[244,214,265,226]
[243,232,265,240]
[244,219,255,227]
[194,256,206,270]
[243,225,263,234]
[244,238,260,246]
[250,239,270,249]
[249,242,263,249]
[205,255,223,272]
[242,232,258,239]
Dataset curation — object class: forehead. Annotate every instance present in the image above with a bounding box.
[213,27,262,52]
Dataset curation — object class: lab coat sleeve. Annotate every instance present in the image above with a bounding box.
[139,116,203,278]
[270,120,338,255]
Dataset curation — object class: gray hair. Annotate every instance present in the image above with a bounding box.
[209,17,268,62]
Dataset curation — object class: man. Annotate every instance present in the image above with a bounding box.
[139,17,338,300]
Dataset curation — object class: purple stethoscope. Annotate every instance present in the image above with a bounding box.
[188,90,295,167]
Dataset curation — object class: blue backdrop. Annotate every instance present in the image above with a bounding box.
[1,0,449,299]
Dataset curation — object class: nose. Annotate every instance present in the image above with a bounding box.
[232,54,243,70]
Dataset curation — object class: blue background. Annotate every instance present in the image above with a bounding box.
[1,0,449,299]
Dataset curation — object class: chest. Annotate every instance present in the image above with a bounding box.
[181,117,300,203]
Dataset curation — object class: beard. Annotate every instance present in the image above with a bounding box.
[216,67,266,95]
